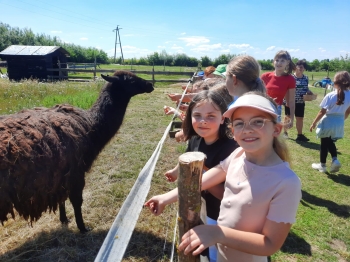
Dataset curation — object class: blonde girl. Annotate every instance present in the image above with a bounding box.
[225,55,266,98]
[145,92,301,262]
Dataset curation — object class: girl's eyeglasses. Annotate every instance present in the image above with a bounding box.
[231,117,273,132]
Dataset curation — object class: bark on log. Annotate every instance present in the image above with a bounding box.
[177,152,206,262]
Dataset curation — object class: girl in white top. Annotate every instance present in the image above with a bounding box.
[145,92,301,262]
[310,71,350,173]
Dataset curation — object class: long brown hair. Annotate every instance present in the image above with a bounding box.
[333,71,350,105]
[182,85,233,141]
[274,50,296,75]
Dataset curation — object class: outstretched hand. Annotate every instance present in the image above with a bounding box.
[167,93,182,102]
[310,123,316,132]
[178,225,221,256]
[144,195,166,216]
[163,106,177,116]
[165,169,178,182]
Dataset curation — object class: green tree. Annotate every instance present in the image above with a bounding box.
[213,54,235,66]
[201,56,213,67]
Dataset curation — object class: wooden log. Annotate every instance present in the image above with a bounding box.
[177,152,206,262]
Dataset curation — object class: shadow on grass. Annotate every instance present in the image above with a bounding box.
[293,139,343,155]
[0,226,109,262]
[301,190,350,218]
[280,230,312,256]
[124,229,174,261]
[0,226,173,262]
[293,139,320,151]
[327,173,350,186]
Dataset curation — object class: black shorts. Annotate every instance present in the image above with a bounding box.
[285,103,305,118]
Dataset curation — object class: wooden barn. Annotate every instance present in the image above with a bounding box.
[0,45,70,81]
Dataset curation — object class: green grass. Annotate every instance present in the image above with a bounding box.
[0,76,349,261]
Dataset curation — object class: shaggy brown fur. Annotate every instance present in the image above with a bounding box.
[0,70,153,232]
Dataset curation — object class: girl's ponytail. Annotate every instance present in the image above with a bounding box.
[336,88,345,105]
[334,71,350,105]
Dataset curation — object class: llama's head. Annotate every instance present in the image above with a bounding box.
[101,71,154,97]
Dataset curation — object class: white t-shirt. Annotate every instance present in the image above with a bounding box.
[320,90,350,115]
[217,147,301,262]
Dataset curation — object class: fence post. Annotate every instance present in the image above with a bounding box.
[152,64,155,85]
[177,152,205,262]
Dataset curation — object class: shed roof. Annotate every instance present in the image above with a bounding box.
[0,45,70,57]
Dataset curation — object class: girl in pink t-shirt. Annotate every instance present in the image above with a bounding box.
[261,50,296,129]
[145,92,301,262]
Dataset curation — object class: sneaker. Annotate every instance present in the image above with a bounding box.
[296,134,310,142]
[283,132,289,139]
[312,163,327,173]
[329,159,341,173]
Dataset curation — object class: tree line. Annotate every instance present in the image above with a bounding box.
[0,22,109,63]
[1,22,349,72]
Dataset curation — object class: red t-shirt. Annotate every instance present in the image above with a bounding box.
[261,72,296,105]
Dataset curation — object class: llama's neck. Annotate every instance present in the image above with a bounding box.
[88,89,131,149]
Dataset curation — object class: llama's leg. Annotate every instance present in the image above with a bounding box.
[69,187,90,233]
[59,202,69,224]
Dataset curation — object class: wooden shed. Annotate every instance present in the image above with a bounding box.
[0,45,70,81]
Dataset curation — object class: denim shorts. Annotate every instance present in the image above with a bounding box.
[277,105,282,123]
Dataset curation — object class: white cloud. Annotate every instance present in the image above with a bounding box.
[318,47,326,52]
[179,36,210,46]
[171,44,183,51]
[229,44,253,49]
[266,46,276,51]
[180,32,186,35]
[287,48,300,53]
[219,49,230,54]
[107,45,151,57]
[80,37,88,41]
[51,30,62,34]
[158,45,166,49]
[191,43,222,52]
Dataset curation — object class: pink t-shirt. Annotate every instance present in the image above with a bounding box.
[261,72,296,105]
[217,147,301,262]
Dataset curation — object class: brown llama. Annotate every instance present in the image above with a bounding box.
[0,70,153,232]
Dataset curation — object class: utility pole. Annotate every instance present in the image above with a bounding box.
[113,26,124,64]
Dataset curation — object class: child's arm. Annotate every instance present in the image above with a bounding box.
[286,88,295,128]
[310,108,327,131]
[206,183,225,200]
[145,165,226,215]
[178,219,291,257]
[164,164,179,182]
[167,93,194,103]
[345,106,350,120]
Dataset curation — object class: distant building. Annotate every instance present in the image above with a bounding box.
[0,45,70,81]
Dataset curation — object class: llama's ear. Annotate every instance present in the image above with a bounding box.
[101,74,120,83]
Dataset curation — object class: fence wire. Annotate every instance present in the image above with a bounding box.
[95,73,197,262]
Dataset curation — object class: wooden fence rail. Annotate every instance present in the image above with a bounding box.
[47,66,195,83]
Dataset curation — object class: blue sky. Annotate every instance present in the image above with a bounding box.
[1,0,349,61]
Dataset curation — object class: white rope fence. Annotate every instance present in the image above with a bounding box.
[95,73,197,262]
